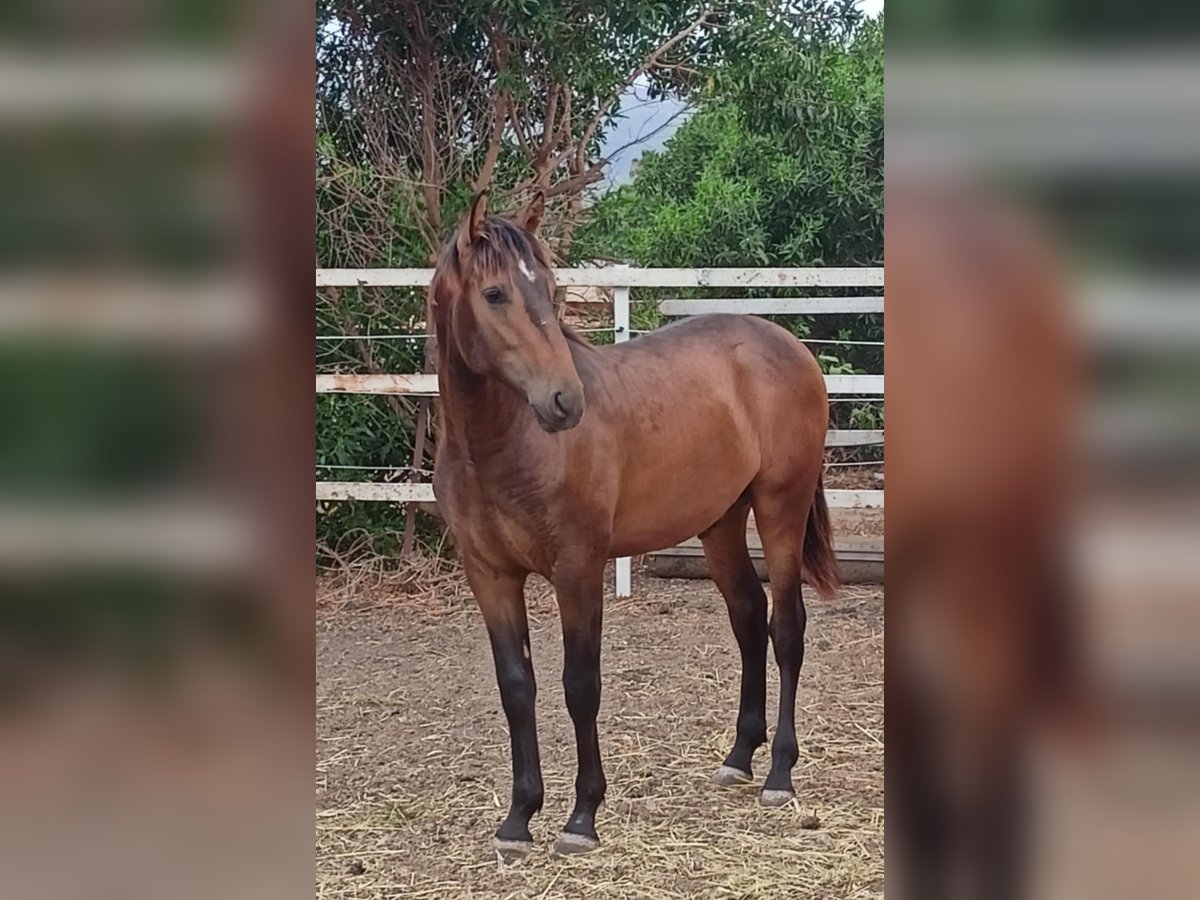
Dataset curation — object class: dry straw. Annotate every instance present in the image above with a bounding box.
[317,558,883,900]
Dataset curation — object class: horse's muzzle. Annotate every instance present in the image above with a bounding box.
[530,387,584,432]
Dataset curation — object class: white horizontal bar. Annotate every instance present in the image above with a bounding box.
[824,375,884,394]
[314,435,874,479]
[889,55,1200,116]
[0,53,242,118]
[316,267,884,289]
[316,372,882,396]
[0,503,254,571]
[316,373,438,395]
[315,482,883,509]
[659,297,884,315]
[1084,278,1200,349]
[825,429,884,446]
[0,277,259,343]
[316,482,435,502]
[824,490,884,509]
[317,269,430,287]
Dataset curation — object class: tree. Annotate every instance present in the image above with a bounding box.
[575,13,882,269]
[316,0,863,265]
[320,0,713,263]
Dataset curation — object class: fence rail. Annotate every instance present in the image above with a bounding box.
[315,481,883,509]
[316,372,883,397]
[316,266,884,596]
[317,266,884,288]
[659,296,885,315]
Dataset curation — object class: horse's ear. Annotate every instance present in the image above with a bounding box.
[457,191,488,257]
[516,190,545,234]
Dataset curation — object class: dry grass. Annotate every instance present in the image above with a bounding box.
[317,567,882,899]
[316,545,473,614]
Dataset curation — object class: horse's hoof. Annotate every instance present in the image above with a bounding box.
[712,765,753,787]
[493,837,534,863]
[760,788,796,808]
[553,831,600,856]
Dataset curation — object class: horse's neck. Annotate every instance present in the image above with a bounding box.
[435,326,526,456]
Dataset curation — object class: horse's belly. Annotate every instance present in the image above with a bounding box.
[608,463,752,557]
[605,388,761,556]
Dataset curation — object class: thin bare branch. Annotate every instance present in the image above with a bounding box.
[578,5,715,158]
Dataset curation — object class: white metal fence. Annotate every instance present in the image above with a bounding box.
[316,266,884,596]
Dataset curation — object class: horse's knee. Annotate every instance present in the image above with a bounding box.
[496,660,536,718]
[562,663,600,720]
[769,590,807,655]
[575,764,606,803]
[769,618,805,659]
[739,706,767,736]
[729,586,768,637]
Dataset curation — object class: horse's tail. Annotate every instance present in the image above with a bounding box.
[803,474,840,600]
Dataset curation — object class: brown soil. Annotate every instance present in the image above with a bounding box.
[317,570,882,899]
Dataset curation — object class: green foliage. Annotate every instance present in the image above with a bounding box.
[576,16,882,268]
[315,4,882,559]
[575,13,882,432]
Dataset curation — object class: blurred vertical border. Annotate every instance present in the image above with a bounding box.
[887,2,1200,899]
[0,2,316,898]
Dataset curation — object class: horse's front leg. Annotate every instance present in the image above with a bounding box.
[552,559,607,854]
[464,561,543,860]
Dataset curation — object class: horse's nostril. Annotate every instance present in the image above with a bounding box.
[553,392,569,418]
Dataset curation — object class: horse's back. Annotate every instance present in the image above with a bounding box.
[619,313,826,458]
[589,314,827,556]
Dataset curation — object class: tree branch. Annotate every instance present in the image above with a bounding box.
[473,91,507,192]
[542,163,607,200]
[578,5,715,158]
[475,22,512,192]
[539,82,561,164]
[602,104,691,165]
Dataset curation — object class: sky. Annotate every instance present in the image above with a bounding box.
[599,0,883,188]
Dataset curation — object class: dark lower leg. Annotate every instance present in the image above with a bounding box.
[765,578,807,797]
[966,745,1029,900]
[468,566,543,846]
[888,709,953,900]
[490,626,543,843]
[560,594,605,843]
[722,580,768,774]
[702,513,768,777]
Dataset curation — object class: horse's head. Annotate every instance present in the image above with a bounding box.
[435,191,585,432]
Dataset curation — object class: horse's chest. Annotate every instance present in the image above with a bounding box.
[435,462,555,571]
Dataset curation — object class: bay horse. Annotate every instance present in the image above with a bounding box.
[885,179,1084,900]
[430,191,838,858]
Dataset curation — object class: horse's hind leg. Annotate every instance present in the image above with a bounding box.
[701,500,769,786]
[752,480,817,806]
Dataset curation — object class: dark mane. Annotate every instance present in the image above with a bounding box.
[430,215,554,319]
[436,215,550,279]
[430,215,596,355]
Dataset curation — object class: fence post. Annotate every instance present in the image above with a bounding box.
[613,283,632,598]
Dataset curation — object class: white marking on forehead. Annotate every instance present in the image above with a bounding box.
[517,257,537,283]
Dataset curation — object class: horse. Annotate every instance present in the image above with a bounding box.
[885,178,1084,900]
[429,191,838,858]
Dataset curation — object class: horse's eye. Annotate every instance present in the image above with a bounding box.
[483,287,506,305]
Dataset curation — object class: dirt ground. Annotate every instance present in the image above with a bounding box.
[316,571,883,900]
